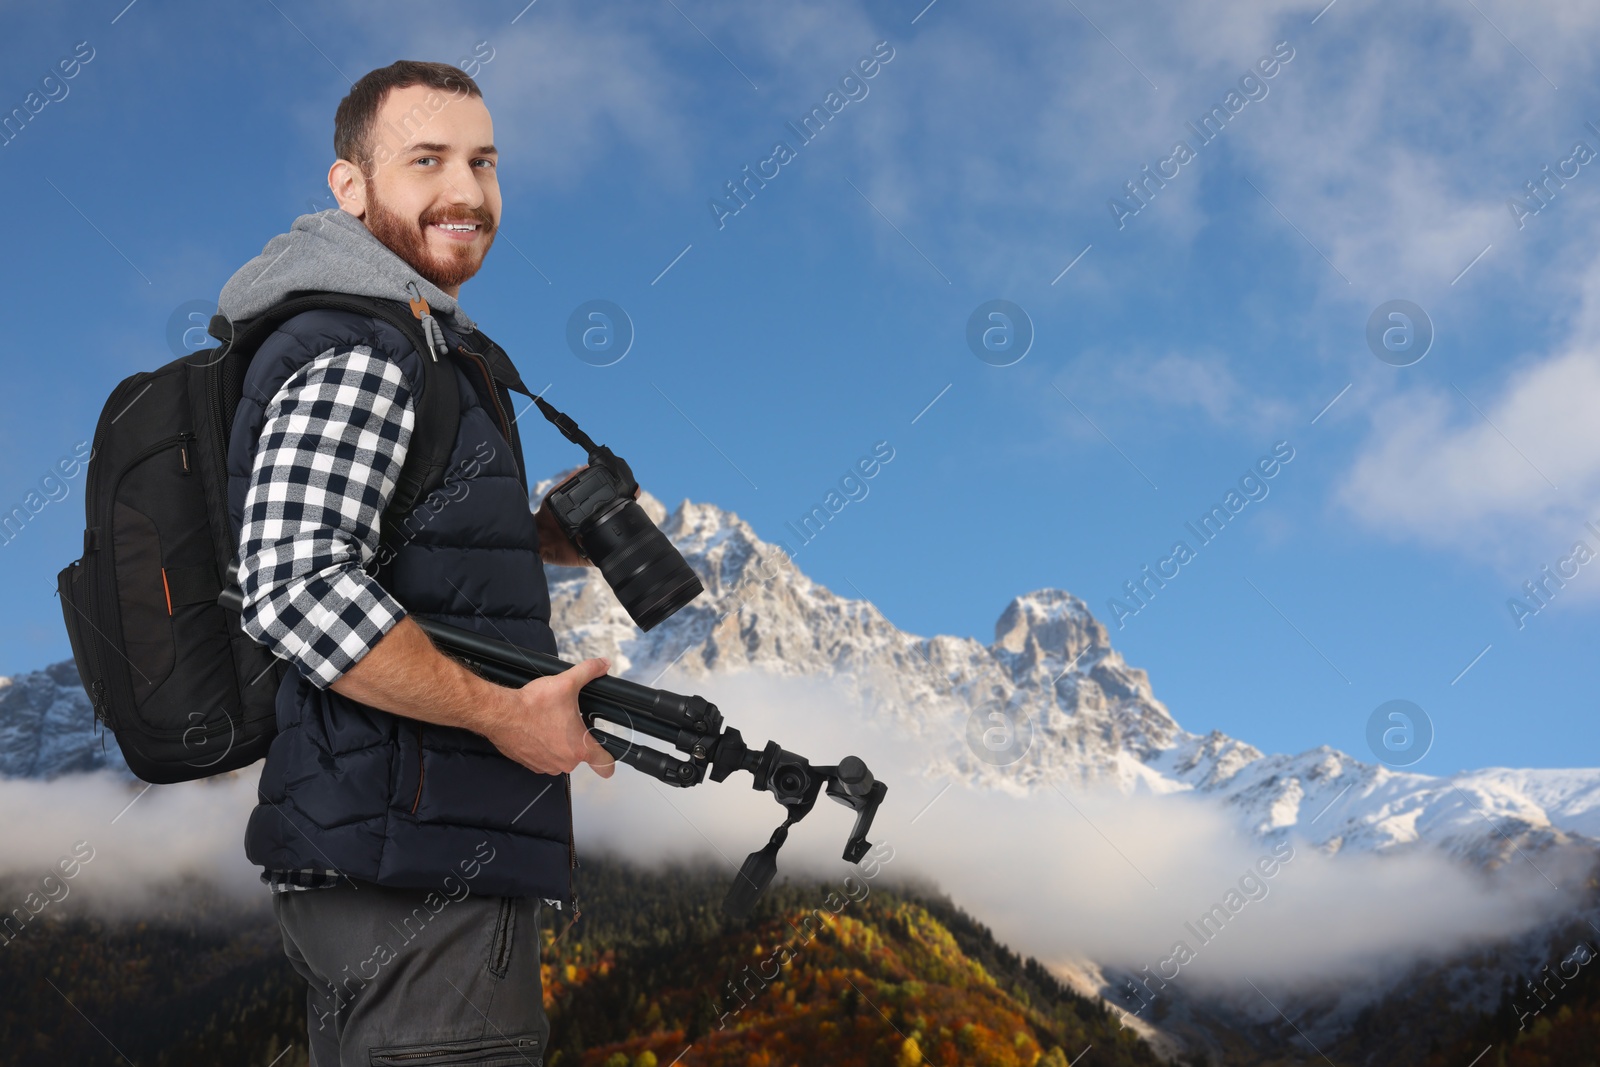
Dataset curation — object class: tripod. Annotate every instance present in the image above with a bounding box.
[220,567,887,918]
[413,617,888,919]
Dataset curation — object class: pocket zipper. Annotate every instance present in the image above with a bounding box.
[410,722,425,813]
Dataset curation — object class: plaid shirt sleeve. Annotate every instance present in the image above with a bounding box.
[236,345,415,689]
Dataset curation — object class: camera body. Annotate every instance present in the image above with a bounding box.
[543,445,639,542]
[541,435,702,632]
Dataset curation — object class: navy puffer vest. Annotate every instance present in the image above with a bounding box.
[225,306,575,908]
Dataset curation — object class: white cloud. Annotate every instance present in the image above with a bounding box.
[1110,349,1298,433]
[1335,268,1600,569]
[0,771,265,923]
[467,12,698,189]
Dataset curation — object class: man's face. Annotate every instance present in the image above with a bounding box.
[333,83,500,297]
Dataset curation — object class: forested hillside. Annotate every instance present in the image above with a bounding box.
[0,856,1167,1066]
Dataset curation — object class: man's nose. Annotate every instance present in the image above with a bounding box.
[440,165,486,207]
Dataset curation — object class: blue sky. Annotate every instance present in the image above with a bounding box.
[3,0,1598,774]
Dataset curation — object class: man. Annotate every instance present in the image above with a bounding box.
[217,60,615,1065]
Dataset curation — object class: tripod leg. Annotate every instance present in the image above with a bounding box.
[590,729,700,786]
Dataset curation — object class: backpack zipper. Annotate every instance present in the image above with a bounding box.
[89,432,193,734]
[83,372,151,504]
[175,430,196,477]
[67,373,127,733]
[60,558,113,731]
[90,679,108,725]
[204,358,229,484]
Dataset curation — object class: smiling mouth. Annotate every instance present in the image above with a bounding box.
[429,220,483,241]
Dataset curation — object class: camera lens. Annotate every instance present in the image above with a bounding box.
[580,498,704,631]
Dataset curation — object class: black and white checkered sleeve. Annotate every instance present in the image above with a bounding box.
[237,345,415,690]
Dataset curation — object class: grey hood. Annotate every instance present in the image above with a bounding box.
[217,208,476,334]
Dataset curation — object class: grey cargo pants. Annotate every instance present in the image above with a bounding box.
[272,878,549,1066]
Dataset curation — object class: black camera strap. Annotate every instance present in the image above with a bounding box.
[533,396,601,452]
[534,396,640,501]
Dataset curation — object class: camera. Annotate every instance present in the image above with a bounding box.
[536,397,703,631]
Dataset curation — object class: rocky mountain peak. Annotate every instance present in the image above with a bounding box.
[992,589,1103,669]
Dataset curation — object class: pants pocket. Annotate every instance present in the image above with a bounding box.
[487,897,516,979]
[367,1029,543,1066]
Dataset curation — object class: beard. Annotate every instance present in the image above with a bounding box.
[362,183,497,294]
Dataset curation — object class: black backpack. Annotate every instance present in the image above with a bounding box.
[56,292,462,784]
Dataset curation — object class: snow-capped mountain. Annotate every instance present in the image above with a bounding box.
[6,486,1597,869]
[536,488,1600,866]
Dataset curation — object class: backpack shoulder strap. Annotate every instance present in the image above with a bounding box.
[208,292,460,546]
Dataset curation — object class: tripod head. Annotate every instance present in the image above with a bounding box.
[708,733,885,918]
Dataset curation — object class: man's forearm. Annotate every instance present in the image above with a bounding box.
[328,615,512,735]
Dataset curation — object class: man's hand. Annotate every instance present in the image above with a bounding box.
[481,655,617,778]
[329,616,618,781]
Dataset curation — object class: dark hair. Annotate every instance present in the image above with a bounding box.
[334,60,483,177]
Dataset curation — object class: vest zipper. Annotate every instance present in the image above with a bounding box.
[457,339,533,492]
[457,347,512,441]
[565,770,579,920]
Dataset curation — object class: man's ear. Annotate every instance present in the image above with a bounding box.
[328,158,367,218]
